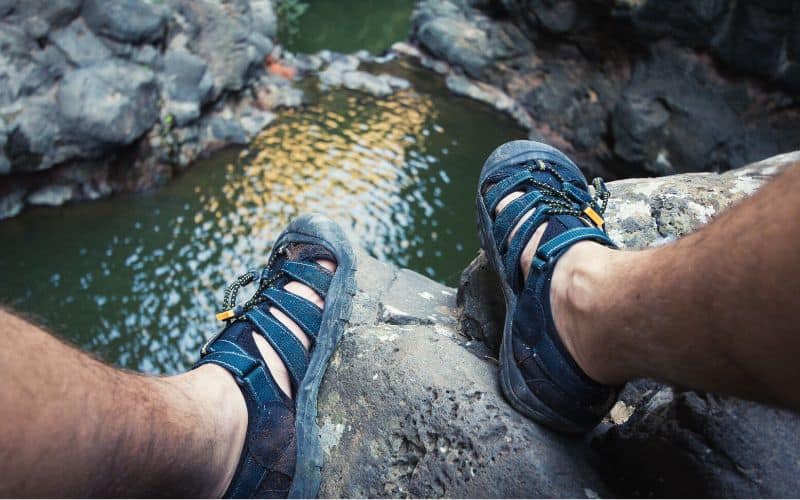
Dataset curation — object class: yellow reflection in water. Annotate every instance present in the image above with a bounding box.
[196,88,436,274]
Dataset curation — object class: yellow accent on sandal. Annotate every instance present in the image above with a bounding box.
[583,206,605,228]
[216,309,235,321]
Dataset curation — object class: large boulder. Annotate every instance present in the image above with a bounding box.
[317,251,608,497]
[455,151,800,497]
[82,0,167,44]
[49,18,113,67]
[169,0,267,100]
[57,59,160,150]
[160,49,214,126]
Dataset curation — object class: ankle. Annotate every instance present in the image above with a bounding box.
[168,366,248,497]
[549,241,624,385]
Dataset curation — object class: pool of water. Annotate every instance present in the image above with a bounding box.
[0,60,524,373]
[283,0,416,54]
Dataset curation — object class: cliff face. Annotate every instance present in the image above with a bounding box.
[410,0,800,180]
[317,151,800,498]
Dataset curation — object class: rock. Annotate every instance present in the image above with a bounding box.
[160,50,214,126]
[250,0,277,39]
[711,0,797,87]
[170,0,262,99]
[317,249,608,497]
[593,380,800,497]
[207,116,247,146]
[26,184,75,206]
[6,91,70,172]
[0,0,303,218]
[1,0,83,30]
[0,185,25,218]
[82,0,166,44]
[238,108,276,139]
[415,17,494,78]
[49,18,113,67]
[445,73,534,130]
[615,0,728,48]
[457,151,800,497]
[57,59,160,149]
[318,56,411,97]
[0,118,9,174]
[409,0,800,179]
[0,23,70,105]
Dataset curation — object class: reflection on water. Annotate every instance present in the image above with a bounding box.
[211,89,435,271]
[0,66,524,374]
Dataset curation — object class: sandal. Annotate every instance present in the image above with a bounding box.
[476,140,619,433]
[194,214,356,497]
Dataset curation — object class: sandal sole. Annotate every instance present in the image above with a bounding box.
[477,140,587,434]
[277,214,357,498]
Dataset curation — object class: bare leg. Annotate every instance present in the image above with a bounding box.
[498,164,800,411]
[0,260,334,497]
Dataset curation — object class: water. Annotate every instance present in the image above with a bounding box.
[0,59,524,373]
[283,0,416,54]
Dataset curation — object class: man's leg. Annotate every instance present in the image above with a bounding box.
[502,164,800,410]
[0,259,332,496]
[0,309,244,497]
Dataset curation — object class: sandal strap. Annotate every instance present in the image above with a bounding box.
[195,339,282,406]
[245,307,310,391]
[503,209,549,289]
[261,288,322,341]
[484,170,533,214]
[279,261,333,299]
[492,191,544,250]
[533,227,614,270]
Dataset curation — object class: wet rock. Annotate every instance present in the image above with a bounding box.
[415,17,493,78]
[26,184,75,206]
[57,59,160,150]
[318,57,411,97]
[457,151,800,497]
[82,0,166,44]
[238,108,276,138]
[206,116,248,146]
[0,185,25,219]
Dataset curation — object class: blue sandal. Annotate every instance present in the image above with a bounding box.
[194,214,356,498]
[476,140,619,433]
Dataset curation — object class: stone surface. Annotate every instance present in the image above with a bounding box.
[82,0,166,44]
[160,49,214,126]
[410,0,800,180]
[318,56,411,97]
[317,249,608,498]
[49,18,113,67]
[455,151,800,497]
[58,60,160,149]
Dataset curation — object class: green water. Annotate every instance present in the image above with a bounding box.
[283,0,415,54]
[0,59,524,373]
